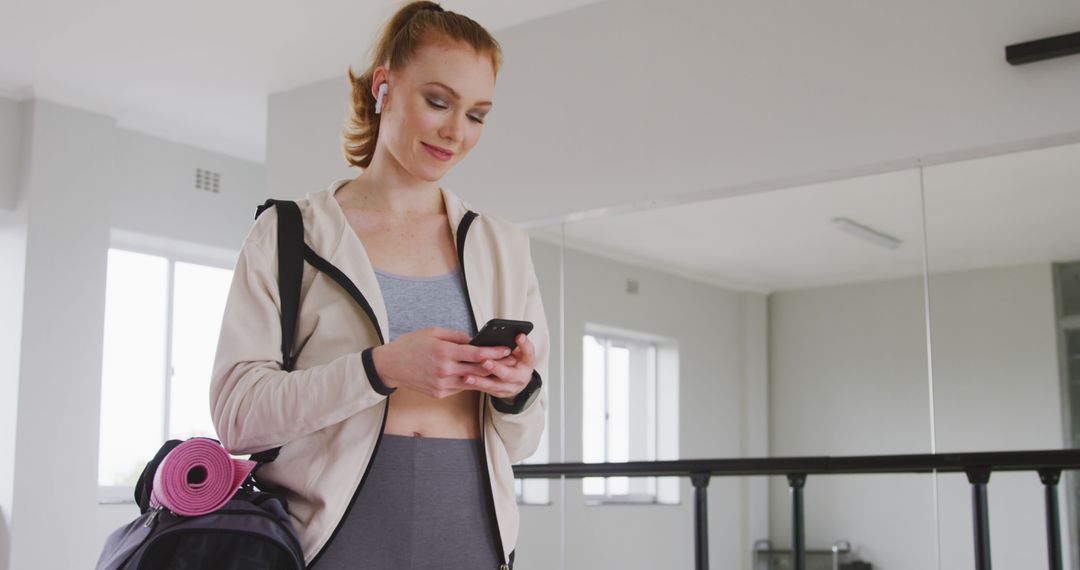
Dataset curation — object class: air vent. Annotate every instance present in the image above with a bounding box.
[195,168,221,193]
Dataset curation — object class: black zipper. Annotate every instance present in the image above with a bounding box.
[297,242,392,568]
[305,398,389,568]
[480,403,511,570]
[113,508,163,569]
[455,211,511,569]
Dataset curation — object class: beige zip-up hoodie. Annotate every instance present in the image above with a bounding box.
[209,179,548,568]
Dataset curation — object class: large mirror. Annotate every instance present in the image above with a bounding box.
[512,224,566,569]
[516,141,1080,568]
[539,170,938,568]
[922,142,1080,569]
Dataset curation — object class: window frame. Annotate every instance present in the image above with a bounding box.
[582,328,662,506]
[97,229,237,504]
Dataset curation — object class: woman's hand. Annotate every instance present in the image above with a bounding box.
[461,333,536,402]
[370,327,511,399]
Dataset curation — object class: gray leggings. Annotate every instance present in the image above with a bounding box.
[312,433,503,569]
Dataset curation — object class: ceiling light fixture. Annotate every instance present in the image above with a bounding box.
[831,217,902,250]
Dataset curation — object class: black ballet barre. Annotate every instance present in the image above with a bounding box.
[513,449,1080,570]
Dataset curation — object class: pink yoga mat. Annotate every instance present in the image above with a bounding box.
[150,438,257,516]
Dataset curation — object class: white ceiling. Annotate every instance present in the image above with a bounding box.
[534,141,1080,293]
[0,0,602,162]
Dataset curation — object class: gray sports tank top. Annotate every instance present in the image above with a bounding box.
[373,266,477,341]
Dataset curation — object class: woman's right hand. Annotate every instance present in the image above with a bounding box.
[369,327,513,399]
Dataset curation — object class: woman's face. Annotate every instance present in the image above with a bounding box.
[375,40,496,182]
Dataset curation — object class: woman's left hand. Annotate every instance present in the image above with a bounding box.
[461,333,536,402]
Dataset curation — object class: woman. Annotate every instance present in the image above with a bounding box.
[209,2,549,568]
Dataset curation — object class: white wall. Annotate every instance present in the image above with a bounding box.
[927,263,1068,570]
[515,239,769,569]
[9,99,116,570]
[768,274,936,568]
[0,210,22,570]
[0,98,29,570]
[0,95,31,565]
[768,263,1071,569]
[111,129,265,250]
[0,97,22,211]
[1,98,266,570]
[266,78,354,201]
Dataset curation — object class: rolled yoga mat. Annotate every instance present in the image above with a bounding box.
[150,437,257,516]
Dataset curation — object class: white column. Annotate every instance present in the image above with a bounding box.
[0,96,29,570]
[7,99,115,570]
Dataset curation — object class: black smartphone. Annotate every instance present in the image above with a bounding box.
[469,318,534,349]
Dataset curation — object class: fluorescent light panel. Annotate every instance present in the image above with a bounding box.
[831,217,902,250]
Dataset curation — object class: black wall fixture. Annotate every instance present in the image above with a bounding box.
[1006,30,1080,65]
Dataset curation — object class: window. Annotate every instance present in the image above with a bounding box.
[98,242,234,502]
[583,327,679,505]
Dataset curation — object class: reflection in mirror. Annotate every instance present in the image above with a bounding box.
[544,171,935,568]
[923,142,1080,569]
[514,223,566,569]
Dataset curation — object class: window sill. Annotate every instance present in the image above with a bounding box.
[99,498,137,505]
[584,495,679,506]
[517,500,554,506]
[98,485,136,505]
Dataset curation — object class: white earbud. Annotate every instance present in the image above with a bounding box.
[374,83,388,115]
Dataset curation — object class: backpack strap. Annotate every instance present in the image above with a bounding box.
[264,200,304,372]
[247,199,304,466]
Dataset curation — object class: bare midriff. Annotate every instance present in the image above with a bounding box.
[384,389,481,439]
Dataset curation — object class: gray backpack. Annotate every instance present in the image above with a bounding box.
[95,437,304,570]
[96,200,316,569]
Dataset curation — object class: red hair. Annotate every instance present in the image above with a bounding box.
[342,1,503,169]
